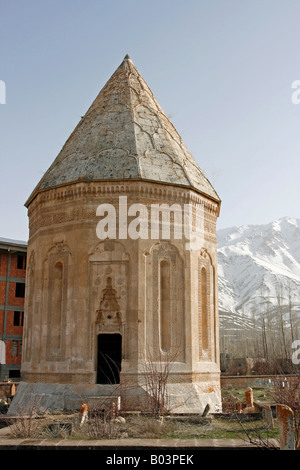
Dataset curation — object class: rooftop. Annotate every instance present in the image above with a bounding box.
[26,55,220,207]
[0,237,27,250]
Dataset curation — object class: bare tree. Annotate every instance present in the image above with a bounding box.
[272,369,300,450]
[142,347,179,417]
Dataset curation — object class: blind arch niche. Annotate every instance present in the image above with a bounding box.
[198,249,216,361]
[159,259,171,352]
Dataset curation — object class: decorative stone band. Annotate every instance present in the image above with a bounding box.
[27,180,219,212]
[27,181,219,242]
[20,371,95,384]
[21,370,221,385]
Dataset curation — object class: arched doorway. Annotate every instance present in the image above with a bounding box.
[97,334,122,384]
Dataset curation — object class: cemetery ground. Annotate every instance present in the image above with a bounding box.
[0,385,281,449]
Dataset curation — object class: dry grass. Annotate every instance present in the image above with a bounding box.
[4,411,279,443]
[3,384,281,445]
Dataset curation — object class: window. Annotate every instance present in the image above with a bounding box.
[15,282,25,298]
[13,311,23,326]
[17,255,26,270]
[9,369,20,378]
[14,311,19,326]
[17,255,23,269]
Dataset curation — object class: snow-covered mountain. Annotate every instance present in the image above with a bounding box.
[217,217,300,342]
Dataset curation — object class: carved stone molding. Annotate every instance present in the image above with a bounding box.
[27,180,219,239]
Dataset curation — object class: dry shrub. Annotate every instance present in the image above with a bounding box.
[123,414,169,438]
[45,421,73,438]
[222,392,241,413]
[272,370,300,449]
[251,359,294,375]
[83,406,121,439]
[142,348,179,417]
[8,397,42,438]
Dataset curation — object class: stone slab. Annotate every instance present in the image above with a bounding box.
[7,382,121,416]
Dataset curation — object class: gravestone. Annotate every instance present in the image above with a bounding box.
[277,404,295,450]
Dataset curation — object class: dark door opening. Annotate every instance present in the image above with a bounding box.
[97,334,122,384]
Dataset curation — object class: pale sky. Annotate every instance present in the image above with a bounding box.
[1,0,300,241]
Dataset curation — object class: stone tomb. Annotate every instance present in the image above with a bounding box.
[10,55,222,415]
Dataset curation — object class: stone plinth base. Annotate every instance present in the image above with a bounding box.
[7,382,121,416]
[8,381,222,416]
[166,383,222,414]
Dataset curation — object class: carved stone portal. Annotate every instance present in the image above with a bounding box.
[96,277,122,329]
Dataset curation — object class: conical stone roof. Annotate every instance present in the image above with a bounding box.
[26,55,220,206]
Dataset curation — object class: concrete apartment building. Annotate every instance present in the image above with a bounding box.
[0,238,27,381]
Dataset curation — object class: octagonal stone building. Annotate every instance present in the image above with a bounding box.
[12,55,222,414]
